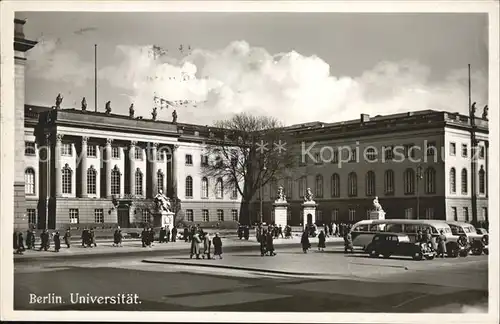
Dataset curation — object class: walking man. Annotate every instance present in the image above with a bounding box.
[63,228,71,248]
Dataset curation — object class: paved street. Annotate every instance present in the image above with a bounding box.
[14,240,487,313]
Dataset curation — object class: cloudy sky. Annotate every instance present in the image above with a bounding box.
[19,11,488,126]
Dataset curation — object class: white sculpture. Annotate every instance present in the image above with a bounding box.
[373,196,383,212]
[154,190,171,213]
[276,185,286,203]
[304,187,314,202]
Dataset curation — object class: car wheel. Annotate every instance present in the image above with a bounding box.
[447,245,459,258]
[383,253,391,259]
[369,249,379,258]
[412,252,423,261]
[483,248,489,255]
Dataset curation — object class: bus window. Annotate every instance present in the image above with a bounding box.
[404,224,418,233]
[368,224,380,232]
[386,224,403,233]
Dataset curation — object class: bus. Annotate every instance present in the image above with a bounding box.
[350,219,462,257]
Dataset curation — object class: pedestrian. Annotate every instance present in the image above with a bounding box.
[278,225,284,238]
[39,229,50,251]
[63,228,71,248]
[166,225,171,242]
[90,227,97,247]
[328,222,333,237]
[171,226,177,242]
[183,226,189,242]
[159,227,165,243]
[301,230,310,253]
[17,232,25,254]
[437,230,447,258]
[141,227,148,247]
[148,228,154,247]
[213,233,223,259]
[324,224,329,238]
[26,229,34,249]
[318,230,326,251]
[81,228,87,247]
[190,232,202,259]
[54,231,61,252]
[344,232,353,253]
[13,231,19,253]
[266,231,276,256]
[260,229,267,256]
[113,228,121,247]
[202,232,212,259]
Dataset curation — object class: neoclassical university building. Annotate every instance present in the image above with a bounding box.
[13,19,490,230]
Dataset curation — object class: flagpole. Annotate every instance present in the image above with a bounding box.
[95,44,98,112]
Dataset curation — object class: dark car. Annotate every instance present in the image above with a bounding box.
[366,232,435,261]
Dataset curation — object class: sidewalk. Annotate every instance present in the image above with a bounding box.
[14,235,343,260]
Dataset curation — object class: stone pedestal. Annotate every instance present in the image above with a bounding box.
[273,200,289,228]
[156,211,174,228]
[370,210,386,220]
[302,201,317,230]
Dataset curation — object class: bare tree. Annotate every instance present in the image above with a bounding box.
[202,113,296,225]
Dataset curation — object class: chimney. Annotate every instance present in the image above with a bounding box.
[360,113,370,123]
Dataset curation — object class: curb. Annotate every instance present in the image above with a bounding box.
[141,258,326,276]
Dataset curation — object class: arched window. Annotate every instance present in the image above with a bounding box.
[185,176,193,198]
[348,172,357,197]
[157,170,164,193]
[231,178,238,199]
[111,166,121,196]
[285,177,293,200]
[25,168,35,195]
[298,176,307,198]
[450,168,456,194]
[479,166,486,194]
[331,173,340,197]
[87,166,97,195]
[404,168,415,195]
[365,171,376,196]
[384,170,394,195]
[461,168,468,194]
[62,164,72,194]
[315,174,323,198]
[201,177,209,198]
[135,168,143,196]
[216,177,223,198]
[424,167,436,194]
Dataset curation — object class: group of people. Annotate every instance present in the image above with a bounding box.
[13,228,72,254]
[81,227,97,248]
[158,226,178,243]
[321,222,353,238]
[189,229,223,260]
[416,228,448,258]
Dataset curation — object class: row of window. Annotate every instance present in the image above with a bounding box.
[449,166,486,194]
[184,209,238,222]
[261,168,437,200]
[450,207,488,222]
[185,177,238,199]
[449,142,486,159]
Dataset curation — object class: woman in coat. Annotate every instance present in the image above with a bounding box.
[437,230,447,258]
[260,229,267,256]
[301,230,310,253]
[190,233,202,259]
[54,231,61,252]
[317,230,326,251]
[266,231,276,256]
[202,233,212,259]
[63,229,71,248]
[212,233,223,259]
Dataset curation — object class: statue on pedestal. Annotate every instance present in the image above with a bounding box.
[373,196,383,212]
[304,187,314,202]
[470,102,477,117]
[275,185,286,203]
[152,107,157,121]
[55,94,63,110]
[129,103,135,118]
[154,189,171,213]
[482,105,488,120]
[105,101,112,115]
[172,109,178,123]
[81,97,87,111]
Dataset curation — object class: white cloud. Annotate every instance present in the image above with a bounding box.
[26,39,488,125]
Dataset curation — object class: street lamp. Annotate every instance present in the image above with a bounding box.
[259,163,267,224]
[416,165,423,219]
